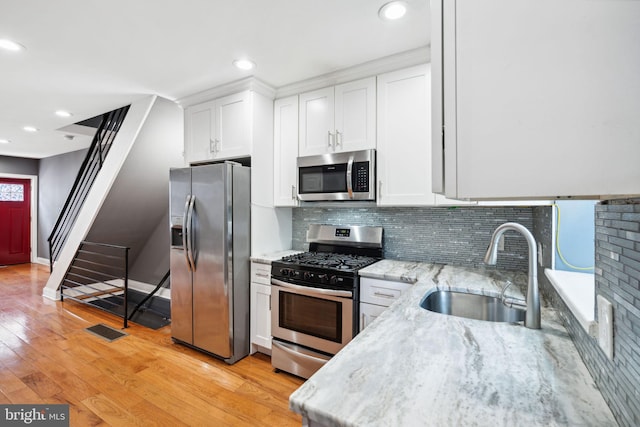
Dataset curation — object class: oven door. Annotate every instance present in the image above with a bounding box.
[271,278,354,355]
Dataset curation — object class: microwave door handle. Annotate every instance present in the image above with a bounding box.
[346,155,354,199]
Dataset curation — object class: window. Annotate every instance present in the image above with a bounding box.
[0,183,24,202]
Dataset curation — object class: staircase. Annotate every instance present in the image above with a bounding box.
[42,95,184,329]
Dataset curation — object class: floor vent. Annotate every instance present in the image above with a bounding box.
[85,323,128,342]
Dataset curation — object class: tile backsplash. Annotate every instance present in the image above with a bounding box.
[292,206,541,271]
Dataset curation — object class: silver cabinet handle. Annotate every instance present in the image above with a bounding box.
[215,139,220,153]
[336,130,343,147]
[346,154,354,199]
[209,139,215,153]
[327,131,334,149]
[373,291,396,299]
[378,180,382,200]
[291,185,296,200]
[255,272,270,278]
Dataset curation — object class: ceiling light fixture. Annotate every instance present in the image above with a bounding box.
[0,39,25,52]
[23,126,38,132]
[378,1,408,20]
[55,110,73,118]
[233,59,256,71]
[0,139,10,144]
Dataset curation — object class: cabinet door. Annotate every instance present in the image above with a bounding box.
[250,282,272,353]
[377,65,435,206]
[274,96,299,206]
[184,100,216,164]
[298,87,334,156]
[433,0,640,200]
[214,91,251,159]
[334,77,376,152]
[360,303,386,331]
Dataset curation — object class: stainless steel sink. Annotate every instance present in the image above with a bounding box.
[420,290,526,323]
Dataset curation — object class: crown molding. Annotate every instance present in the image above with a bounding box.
[177,77,277,108]
[275,46,430,98]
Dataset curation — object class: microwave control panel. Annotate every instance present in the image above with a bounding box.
[354,162,369,192]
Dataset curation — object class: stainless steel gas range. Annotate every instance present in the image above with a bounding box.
[270,224,383,379]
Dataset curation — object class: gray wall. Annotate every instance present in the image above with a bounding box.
[293,206,542,271]
[37,149,88,259]
[85,97,183,285]
[0,155,39,176]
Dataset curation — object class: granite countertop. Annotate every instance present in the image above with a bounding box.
[290,260,616,427]
[250,250,303,264]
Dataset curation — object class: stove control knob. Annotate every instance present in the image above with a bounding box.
[329,275,338,285]
[303,272,313,280]
[279,268,290,277]
[317,274,328,282]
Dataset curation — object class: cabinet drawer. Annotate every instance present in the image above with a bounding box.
[360,277,411,307]
[251,262,271,285]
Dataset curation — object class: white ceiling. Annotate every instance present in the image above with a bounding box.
[0,0,430,159]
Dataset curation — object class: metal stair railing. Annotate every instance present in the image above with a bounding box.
[47,105,130,272]
[128,270,170,321]
[60,241,130,328]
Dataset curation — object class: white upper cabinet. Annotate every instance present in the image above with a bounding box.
[185,91,251,163]
[377,65,435,206]
[273,96,299,207]
[298,77,376,156]
[431,0,640,200]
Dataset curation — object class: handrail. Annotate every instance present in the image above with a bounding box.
[47,105,130,272]
[128,270,170,321]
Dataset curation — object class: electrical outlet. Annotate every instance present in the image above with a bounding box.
[597,295,614,360]
[537,242,543,266]
[498,235,505,251]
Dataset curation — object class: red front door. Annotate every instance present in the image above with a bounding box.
[0,178,31,265]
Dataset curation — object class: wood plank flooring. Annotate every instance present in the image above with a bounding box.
[0,263,304,426]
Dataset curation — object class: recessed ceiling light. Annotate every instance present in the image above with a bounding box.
[23,126,38,132]
[378,1,408,21]
[55,110,73,118]
[0,39,25,52]
[0,139,10,144]
[233,59,256,71]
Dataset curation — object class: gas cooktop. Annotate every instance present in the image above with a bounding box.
[279,252,379,272]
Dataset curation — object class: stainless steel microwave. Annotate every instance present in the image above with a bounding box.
[297,149,375,201]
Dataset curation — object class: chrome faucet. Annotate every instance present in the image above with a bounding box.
[484,222,541,329]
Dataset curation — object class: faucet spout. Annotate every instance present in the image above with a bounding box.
[484,222,540,329]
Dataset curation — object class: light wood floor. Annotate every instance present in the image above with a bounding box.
[0,263,304,426]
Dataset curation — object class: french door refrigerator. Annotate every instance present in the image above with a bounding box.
[169,162,250,364]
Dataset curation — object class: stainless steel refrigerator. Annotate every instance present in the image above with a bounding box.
[169,162,250,364]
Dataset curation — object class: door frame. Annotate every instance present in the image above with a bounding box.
[0,173,38,264]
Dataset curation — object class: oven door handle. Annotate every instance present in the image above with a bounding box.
[271,278,353,298]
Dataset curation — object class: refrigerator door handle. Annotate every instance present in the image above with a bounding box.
[182,195,192,272]
[186,195,196,271]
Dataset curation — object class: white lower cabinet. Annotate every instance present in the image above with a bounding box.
[359,277,411,330]
[250,261,272,354]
